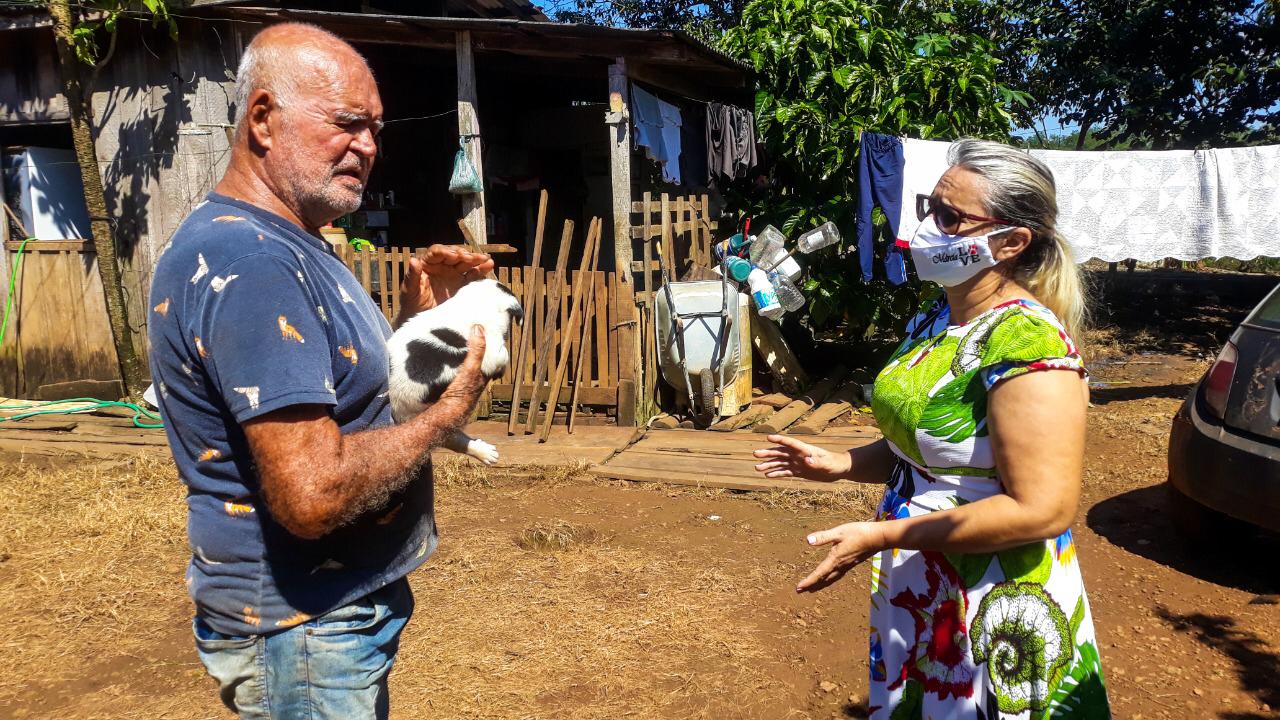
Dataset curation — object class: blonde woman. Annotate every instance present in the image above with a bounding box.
[755,140,1111,718]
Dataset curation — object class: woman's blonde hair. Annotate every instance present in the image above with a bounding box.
[948,139,1089,340]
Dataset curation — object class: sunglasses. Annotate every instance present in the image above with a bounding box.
[915,194,1011,234]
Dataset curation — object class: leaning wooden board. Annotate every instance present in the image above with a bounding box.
[591,427,881,493]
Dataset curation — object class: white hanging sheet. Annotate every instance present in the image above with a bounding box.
[896,138,1280,262]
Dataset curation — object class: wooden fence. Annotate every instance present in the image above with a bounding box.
[338,246,637,423]
[629,194,722,418]
[0,241,122,398]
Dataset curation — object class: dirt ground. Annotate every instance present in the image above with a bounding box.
[1,270,1278,720]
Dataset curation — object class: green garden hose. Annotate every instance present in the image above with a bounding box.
[0,240,163,429]
[0,237,31,347]
[0,396,163,429]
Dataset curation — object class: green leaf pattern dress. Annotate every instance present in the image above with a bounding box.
[867,295,1111,719]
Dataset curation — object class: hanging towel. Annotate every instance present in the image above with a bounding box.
[707,102,759,180]
[895,138,953,251]
[658,99,683,185]
[896,138,1280,262]
[1028,144,1280,262]
[630,84,666,166]
[855,133,908,285]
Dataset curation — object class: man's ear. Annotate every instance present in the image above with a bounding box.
[992,226,1033,262]
[245,88,276,151]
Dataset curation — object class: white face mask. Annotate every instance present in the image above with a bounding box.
[908,215,1008,287]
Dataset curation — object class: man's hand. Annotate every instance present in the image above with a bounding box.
[431,325,489,427]
[395,245,494,327]
[243,326,489,540]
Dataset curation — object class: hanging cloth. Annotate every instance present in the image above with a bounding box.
[897,138,1280,262]
[658,98,683,185]
[707,102,759,181]
[630,84,667,165]
[855,133,908,284]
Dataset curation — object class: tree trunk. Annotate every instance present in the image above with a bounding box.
[48,0,146,400]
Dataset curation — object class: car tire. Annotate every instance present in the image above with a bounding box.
[1166,481,1252,547]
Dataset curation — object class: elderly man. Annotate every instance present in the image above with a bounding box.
[147,23,492,718]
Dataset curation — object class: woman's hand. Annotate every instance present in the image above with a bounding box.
[752,434,853,481]
[796,522,887,593]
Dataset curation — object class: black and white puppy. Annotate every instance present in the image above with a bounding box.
[387,278,523,464]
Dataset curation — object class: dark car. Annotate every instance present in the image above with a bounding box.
[1168,282,1280,538]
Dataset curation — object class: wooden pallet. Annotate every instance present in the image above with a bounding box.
[591,427,881,493]
[0,412,169,458]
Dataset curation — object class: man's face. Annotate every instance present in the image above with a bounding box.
[270,56,383,227]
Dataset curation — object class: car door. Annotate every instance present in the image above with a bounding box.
[1224,284,1280,443]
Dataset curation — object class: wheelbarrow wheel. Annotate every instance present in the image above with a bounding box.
[696,368,717,425]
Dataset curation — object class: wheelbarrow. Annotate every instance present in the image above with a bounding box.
[653,256,743,425]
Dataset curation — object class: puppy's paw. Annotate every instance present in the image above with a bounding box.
[468,438,500,465]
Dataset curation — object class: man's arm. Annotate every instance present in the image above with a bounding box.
[243,326,487,539]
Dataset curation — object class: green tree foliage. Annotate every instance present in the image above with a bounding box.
[68,0,175,68]
[719,0,1024,338]
[995,0,1280,149]
[543,0,746,38]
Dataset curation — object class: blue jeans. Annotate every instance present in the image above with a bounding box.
[855,132,908,285]
[192,578,414,719]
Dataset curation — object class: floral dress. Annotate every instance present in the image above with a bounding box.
[867,295,1111,719]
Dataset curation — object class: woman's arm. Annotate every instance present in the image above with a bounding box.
[753,435,896,484]
[796,369,1087,592]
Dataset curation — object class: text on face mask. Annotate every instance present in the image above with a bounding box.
[931,243,983,266]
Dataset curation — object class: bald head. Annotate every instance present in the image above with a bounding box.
[221,22,383,231]
[233,23,372,127]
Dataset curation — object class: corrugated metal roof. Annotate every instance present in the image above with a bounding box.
[201,6,751,74]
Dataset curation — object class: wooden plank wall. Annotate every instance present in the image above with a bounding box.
[0,242,120,397]
[338,247,636,415]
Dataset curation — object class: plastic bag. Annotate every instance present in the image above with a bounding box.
[448,137,483,195]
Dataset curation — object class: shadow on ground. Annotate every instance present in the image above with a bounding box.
[1087,484,1280,595]
[1090,270,1277,358]
[1089,382,1196,405]
[1156,608,1280,720]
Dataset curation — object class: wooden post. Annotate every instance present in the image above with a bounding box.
[520,220,576,434]
[532,218,600,437]
[751,314,810,395]
[606,59,633,283]
[455,218,497,280]
[456,31,487,244]
[507,190,548,433]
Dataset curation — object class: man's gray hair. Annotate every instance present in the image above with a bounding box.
[232,23,363,127]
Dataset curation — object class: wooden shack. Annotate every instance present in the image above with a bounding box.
[0,1,755,423]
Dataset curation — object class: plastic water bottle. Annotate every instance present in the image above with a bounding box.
[797,221,842,254]
[724,256,753,282]
[749,225,803,280]
[770,271,806,313]
[749,225,786,264]
[748,268,783,320]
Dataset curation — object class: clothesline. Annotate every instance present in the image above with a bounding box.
[889,137,1280,264]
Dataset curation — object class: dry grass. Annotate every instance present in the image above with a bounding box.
[0,454,801,719]
[393,518,782,719]
[515,520,606,551]
[432,456,592,490]
[0,454,197,714]
[1081,324,1159,364]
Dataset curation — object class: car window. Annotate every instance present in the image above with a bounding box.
[1246,283,1280,330]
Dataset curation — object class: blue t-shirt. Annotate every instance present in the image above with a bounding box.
[147,192,435,637]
